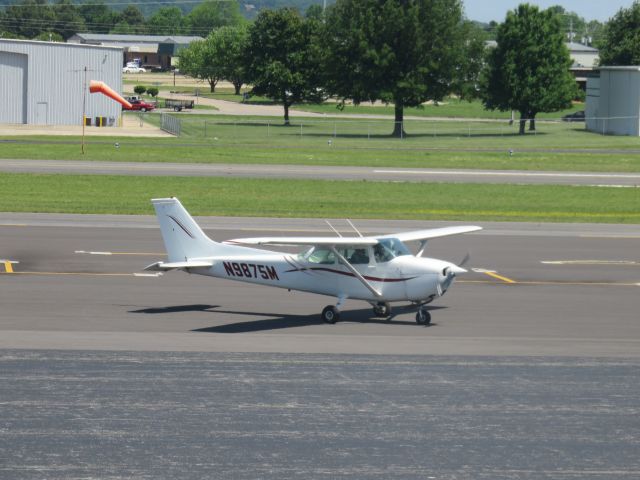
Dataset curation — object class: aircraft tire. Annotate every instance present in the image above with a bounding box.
[373,302,391,318]
[416,309,431,325]
[322,306,339,324]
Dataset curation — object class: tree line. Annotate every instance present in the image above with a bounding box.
[2,0,639,135]
[0,0,246,39]
[178,1,640,136]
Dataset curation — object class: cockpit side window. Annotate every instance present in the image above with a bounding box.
[306,247,336,264]
[338,247,370,265]
[373,238,411,263]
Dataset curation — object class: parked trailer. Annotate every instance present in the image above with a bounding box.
[164,99,195,112]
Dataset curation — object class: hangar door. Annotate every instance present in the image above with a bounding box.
[0,51,27,124]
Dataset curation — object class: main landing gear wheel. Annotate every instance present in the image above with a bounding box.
[373,302,392,318]
[416,308,431,325]
[322,305,340,324]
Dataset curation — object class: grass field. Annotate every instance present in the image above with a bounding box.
[2,113,639,172]
[150,86,584,121]
[161,114,640,150]
[1,172,638,223]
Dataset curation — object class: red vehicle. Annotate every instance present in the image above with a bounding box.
[124,99,156,112]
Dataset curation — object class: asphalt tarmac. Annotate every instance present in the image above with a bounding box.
[2,350,639,480]
[1,214,639,356]
[2,158,640,186]
[1,215,639,478]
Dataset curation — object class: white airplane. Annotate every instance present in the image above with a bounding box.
[145,197,481,325]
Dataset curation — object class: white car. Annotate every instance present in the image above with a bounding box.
[122,66,146,74]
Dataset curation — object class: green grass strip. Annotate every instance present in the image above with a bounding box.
[1,173,638,224]
[2,137,640,173]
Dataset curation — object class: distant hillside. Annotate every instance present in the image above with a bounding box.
[240,0,335,19]
[0,0,335,18]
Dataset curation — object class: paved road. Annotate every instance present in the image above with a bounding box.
[2,158,640,186]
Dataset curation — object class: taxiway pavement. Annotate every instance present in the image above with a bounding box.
[1,158,640,186]
[1,214,639,357]
[2,215,639,479]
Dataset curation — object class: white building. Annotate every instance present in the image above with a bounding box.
[0,39,123,126]
[67,34,202,70]
[586,66,640,136]
[566,42,599,68]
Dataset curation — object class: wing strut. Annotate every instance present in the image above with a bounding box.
[416,240,428,257]
[329,247,382,298]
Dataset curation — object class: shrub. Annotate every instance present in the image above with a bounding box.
[134,85,147,96]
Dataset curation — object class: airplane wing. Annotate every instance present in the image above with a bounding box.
[378,226,482,242]
[225,237,378,246]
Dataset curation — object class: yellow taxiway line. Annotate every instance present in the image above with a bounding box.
[482,271,517,284]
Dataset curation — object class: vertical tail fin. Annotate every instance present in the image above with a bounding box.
[151,197,217,262]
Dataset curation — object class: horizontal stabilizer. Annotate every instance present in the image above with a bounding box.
[144,260,213,271]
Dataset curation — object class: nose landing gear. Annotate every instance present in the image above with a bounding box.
[415,307,431,325]
[372,302,392,318]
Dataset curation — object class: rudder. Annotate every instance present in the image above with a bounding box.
[151,197,217,262]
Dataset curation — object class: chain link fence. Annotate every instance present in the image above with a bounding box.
[158,113,639,142]
[160,113,181,136]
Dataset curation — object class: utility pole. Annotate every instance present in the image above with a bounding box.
[82,66,87,154]
[71,66,99,154]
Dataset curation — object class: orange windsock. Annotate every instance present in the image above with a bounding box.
[89,80,132,109]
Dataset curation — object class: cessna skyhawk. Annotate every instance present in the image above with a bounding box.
[146,197,481,324]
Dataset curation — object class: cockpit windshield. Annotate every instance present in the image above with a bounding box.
[299,238,411,265]
[373,238,411,263]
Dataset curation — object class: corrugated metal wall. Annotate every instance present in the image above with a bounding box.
[0,50,28,123]
[0,39,123,126]
[587,68,640,137]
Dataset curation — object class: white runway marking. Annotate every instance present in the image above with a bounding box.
[374,169,640,179]
[541,260,638,266]
[75,250,163,256]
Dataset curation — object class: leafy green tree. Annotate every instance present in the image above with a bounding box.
[187,0,244,36]
[111,5,146,34]
[245,7,323,124]
[33,31,64,42]
[51,0,85,40]
[212,24,249,95]
[481,4,577,134]
[122,5,145,24]
[147,86,159,98]
[79,1,120,34]
[134,85,147,96]
[584,20,605,47]
[323,0,467,137]
[452,20,488,101]
[3,0,55,39]
[598,1,640,65]
[178,36,222,92]
[547,6,584,42]
[147,7,187,35]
